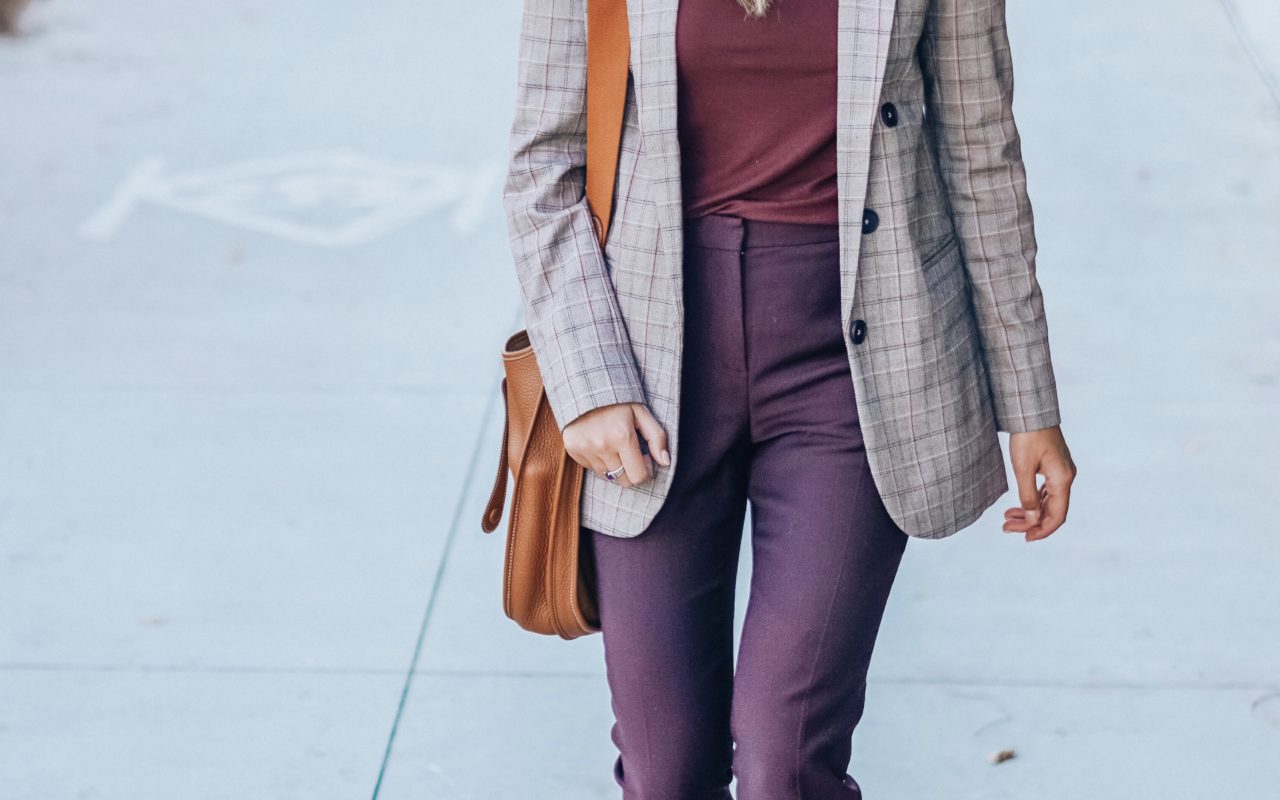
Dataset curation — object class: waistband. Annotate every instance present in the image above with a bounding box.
[682,213,841,251]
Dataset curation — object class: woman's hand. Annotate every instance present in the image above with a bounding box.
[1003,426,1077,542]
[562,402,671,488]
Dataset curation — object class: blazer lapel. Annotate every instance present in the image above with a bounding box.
[626,0,684,291]
[628,0,898,318]
[836,0,897,325]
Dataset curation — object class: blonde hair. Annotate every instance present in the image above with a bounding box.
[735,0,773,17]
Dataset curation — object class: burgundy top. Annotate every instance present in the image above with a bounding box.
[676,0,839,225]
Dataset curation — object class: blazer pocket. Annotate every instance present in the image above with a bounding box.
[919,235,960,275]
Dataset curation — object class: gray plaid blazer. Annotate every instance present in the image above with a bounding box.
[501,0,1062,540]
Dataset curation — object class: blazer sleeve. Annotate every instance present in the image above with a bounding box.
[500,0,647,432]
[919,0,1062,434]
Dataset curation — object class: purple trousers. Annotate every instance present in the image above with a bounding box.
[585,214,910,800]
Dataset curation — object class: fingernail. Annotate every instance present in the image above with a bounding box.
[660,449,671,466]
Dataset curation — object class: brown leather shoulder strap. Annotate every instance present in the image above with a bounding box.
[585,0,630,246]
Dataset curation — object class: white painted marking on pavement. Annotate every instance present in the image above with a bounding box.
[79,149,501,246]
[78,157,167,240]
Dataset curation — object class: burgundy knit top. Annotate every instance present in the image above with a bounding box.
[675,0,839,225]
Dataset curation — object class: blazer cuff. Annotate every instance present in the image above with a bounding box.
[990,371,1062,433]
[542,352,648,433]
[547,366,650,432]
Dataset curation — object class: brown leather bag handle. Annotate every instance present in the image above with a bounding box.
[481,377,511,533]
[585,0,630,246]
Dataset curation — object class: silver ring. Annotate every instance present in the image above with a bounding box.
[604,464,626,482]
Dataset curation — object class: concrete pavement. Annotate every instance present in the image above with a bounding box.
[1,1,1278,798]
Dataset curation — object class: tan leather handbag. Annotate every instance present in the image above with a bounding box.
[480,0,631,639]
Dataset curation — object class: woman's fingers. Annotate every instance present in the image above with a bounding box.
[632,403,671,466]
[1025,461,1074,541]
[1011,458,1043,529]
[614,421,653,488]
[1004,483,1050,526]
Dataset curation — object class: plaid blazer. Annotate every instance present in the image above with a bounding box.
[501,0,1062,539]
